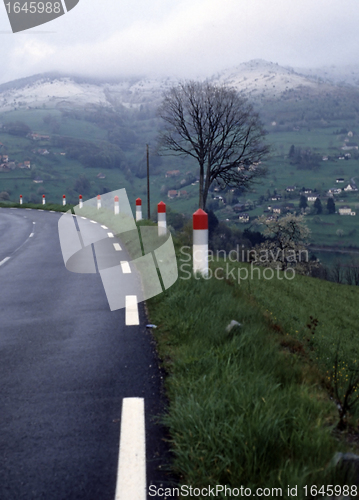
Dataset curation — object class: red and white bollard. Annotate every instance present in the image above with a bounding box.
[193,209,208,277]
[42,194,46,205]
[19,195,23,205]
[79,195,83,209]
[63,194,66,206]
[97,195,101,210]
[158,201,166,236]
[114,195,119,215]
[136,198,142,221]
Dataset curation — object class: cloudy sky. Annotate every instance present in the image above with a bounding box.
[0,0,357,84]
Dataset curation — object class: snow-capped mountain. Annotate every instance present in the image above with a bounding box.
[294,64,359,87]
[0,73,181,112]
[0,59,354,113]
[209,59,321,98]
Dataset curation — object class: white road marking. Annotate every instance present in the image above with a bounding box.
[120,261,131,274]
[33,222,36,224]
[125,295,139,326]
[81,217,87,220]
[0,257,10,266]
[113,243,122,251]
[49,211,55,213]
[101,225,108,229]
[115,398,146,500]
[26,208,32,210]
[90,220,97,224]
[29,233,34,238]
[38,209,44,211]
[107,232,114,238]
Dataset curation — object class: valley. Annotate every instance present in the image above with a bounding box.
[1,60,359,259]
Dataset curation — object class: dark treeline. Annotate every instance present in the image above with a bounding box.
[311,257,359,286]
[288,145,321,170]
[51,136,127,170]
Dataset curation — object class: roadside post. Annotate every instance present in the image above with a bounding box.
[193,208,208,277]
[136,198,142,221]
[158,201,166,236]
[114,195,120,215]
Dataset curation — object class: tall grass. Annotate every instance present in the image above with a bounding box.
[148,275,353,498]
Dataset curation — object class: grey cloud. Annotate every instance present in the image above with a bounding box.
[0,0,358,83]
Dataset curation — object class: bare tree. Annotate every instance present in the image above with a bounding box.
[157,81,270,209]
[344,257,359,286]
[331,259,344,284]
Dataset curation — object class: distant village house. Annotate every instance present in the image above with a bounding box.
[238,213,250,223]
[165,170,180,178]
[339,206,356,216]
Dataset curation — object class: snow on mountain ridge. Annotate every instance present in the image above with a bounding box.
[0,74,180,112]
[0,77,109,111]
[0,60,347,112]
[211,59,319,98]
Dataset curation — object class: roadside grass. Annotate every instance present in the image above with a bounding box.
[147,271,356,498]
[0,200,73,212]
[219,260,359,416]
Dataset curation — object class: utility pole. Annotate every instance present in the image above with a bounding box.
[146,144,150,219]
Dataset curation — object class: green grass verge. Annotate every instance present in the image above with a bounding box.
[0,201,74,212]
[147,266,357,498]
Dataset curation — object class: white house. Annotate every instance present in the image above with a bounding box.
[339,206,356,216]
[328,188,342,195]
[238,213,250,223]
[344,183,358,192]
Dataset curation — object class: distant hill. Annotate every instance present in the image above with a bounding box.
[294,63,359,87]
[0,59,358,114]
[210,59,322,99]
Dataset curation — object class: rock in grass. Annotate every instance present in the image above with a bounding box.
[225,320,242,333]
[331,452,359,486]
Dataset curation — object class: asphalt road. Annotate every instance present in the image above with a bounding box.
[0,207,174,500]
